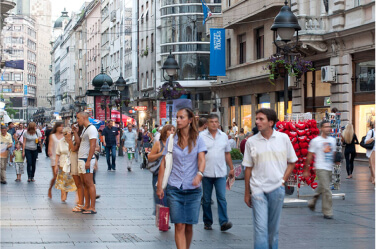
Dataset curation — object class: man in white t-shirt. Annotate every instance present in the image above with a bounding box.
[242,108,297,249]
[77,111,98,214]
[304,120,337,219]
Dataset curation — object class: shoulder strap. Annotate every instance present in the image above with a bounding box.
[167,134,174,153]
[159,141,165,152]
[18,129,25,140]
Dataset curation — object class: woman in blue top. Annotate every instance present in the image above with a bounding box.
[157,107,207,249]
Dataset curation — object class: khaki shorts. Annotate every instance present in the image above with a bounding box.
[70,152,78,176]
[78,157,95,174]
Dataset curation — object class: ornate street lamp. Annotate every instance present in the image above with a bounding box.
[271,0,301,116]
[100,81,111,121]
[161,51,180,124]
[115,73,127,128]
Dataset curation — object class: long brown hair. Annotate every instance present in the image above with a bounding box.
[160,124,175,143]
[27,122,37,135]
[175,108,198,153]
[51,122,64,134]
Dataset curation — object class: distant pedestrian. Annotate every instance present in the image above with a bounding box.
[0,125,13,184]
[48,122,64,198]
[152,124,159,135]
[16,123,26,145]
[341,124,359,179]
[102,120,120,171]
[304,120,338,219]
[13,142,24,182]
[232,122,238,141]
[148,124,175,213]
[135,127,143,162]
[227,135,236,149]
[154,126,162,142]
[23,122,41,182]
[77,111,98,214]
[122,123,137,172]
[243,108,297,248]
[7,122,16,166]
[44,125,52,157]
[55,127,77,202]
[198,117,207,133]
[200,114,234,231]
[157,107,207,249]
[240,132,252,155]
[365,121,375,185]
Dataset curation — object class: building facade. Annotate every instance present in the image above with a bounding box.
[206,0,375,142]
[1,15,38,122]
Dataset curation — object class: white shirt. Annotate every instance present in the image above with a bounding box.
[154,131,161,142]
[242,130,298,195]
[200,129,231,178]
[228,138,237,149]
[308,135,336,171]
[232,126,238,137]
[365,129,375,158]
[78,124,98,159]
[122,129,137,148]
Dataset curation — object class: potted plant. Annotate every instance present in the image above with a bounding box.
[157,82,188,100]
[291,57,315,78]
[227,148,245,180]
[143,47,148,57]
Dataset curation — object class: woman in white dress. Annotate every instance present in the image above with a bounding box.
[48,122,64,199]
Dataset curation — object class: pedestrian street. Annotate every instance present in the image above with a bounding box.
[1,155,374,249]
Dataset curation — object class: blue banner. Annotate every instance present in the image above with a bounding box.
[24,85,27,95]
[210,28,226,76]
[5,60,24,70]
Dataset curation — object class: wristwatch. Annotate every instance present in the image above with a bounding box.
[197,171,204,177]
[282,179,285,185]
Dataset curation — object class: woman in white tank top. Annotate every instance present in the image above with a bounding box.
[48,122,64,199]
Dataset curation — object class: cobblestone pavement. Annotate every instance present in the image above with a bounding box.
[1,154,375,249]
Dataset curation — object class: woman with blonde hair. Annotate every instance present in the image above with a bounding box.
[157,108,207,249]
[55,127,77,202]
[22,122,41,182]
[341,124,359,179]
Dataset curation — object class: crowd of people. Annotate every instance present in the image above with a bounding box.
[0,107,375,249]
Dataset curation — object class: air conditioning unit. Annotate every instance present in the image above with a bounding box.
[321,66,336,83]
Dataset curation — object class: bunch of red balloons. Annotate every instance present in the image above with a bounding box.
[276,120,320,189]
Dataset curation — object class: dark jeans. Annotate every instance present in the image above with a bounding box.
[105,145,117,170]
[152,174,168,215]
[45,142,49,157]
[202,176,228,226]
[345,151,356,175]
[25,149,37,179]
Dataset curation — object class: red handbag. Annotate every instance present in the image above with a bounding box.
[156,201,170,232]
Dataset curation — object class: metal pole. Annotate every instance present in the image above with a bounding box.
[104,97,107,122]
[284,54,289,116]
[168,76,173,124]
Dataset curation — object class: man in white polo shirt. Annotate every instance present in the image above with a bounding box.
[243,108,297,249]
[200,114,234,231]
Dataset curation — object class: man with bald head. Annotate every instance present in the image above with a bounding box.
[77,111,98,214]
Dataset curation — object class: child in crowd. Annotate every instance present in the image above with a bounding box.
[13,142,24,182]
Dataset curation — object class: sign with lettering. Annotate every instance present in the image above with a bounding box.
[210,28,226,76]
[134,106,147,111]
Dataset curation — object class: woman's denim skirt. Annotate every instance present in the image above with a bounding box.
[166,184,202,224]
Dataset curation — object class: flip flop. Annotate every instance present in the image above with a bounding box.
[82,210,97,214]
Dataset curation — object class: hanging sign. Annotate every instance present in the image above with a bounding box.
[210,28,226,76]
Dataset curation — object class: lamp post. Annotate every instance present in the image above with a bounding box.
[115,73,127,128]
[161,51,180,124]
[100,81,111,122]
[271,0,301,116]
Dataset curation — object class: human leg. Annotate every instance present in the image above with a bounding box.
[317,169,333,217]
[202,177,214,227]
[0,158,7,182]
[83,173,96,212]
[251,192,269,249]
[213,177,229,227]
[174,223,187,249]
[349,152,356,176]
[267,186,285,249]
[344,151,351,176]
[73,175,84,206]
[48,165,57,198]
[105,146,111,170]
[370,151,375,184]
[81,174,90,209]
[25,149,32,180]
[30,150,37,179]
[185,224,193,249]
[308,169,327,209]
[111,145,116,170]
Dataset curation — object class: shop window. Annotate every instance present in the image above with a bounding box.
[241,95,252,133]
[229,97,235,127]
[277,91,292,122]
[257,93,270,109]
[355,61,375,92]
[255,27,264,59]
[355,105,375,154]
[238,34,246,64]
[315,70,330,97]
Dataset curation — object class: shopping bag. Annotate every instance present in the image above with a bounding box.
[155,202,169,231]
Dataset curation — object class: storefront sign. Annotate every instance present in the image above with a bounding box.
[210,28,226,76]
[24,85,27,95]
[160,102,166,118]
[95,96,111,121]
[134,106,147,111]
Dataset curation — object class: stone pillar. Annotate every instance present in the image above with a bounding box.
[269,92,277,112]
[298,0,307,16]
[310,0,317,16]
[292,84,304,113]
[251,94,257,128]
[330,54,352,125]
[221,97,229,130]
[235,96,241,128]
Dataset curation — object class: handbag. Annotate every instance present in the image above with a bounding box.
[37,143,42,153]
[147,142,165,174]
[155,201,170,231]
[360,130,374,150]
[161,134,174,190]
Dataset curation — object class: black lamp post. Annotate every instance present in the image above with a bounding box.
[115,73,127,128]
[100,81,111,122]
[161,51,180,124]
[271,0,301,116]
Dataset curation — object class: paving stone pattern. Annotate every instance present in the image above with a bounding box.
[1,155,375,248]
